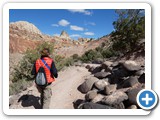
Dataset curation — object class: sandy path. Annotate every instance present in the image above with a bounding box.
[9,66,91,109]
[50,66,91,109]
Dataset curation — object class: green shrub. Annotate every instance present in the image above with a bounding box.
[71,54,79,60]
[10,42,54,95]
[9,80,33,95]
[111,9,145,53]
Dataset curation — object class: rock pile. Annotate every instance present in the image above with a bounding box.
[76,60,145,109]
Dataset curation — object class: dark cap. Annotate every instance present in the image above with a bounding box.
[41,48,50,56]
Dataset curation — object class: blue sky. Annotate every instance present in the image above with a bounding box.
[9,9,118,40]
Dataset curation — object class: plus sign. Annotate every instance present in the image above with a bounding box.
[142,93,153,105]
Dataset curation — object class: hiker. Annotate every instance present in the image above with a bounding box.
[31,48,58,109]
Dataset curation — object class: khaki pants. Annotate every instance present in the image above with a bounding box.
[36,84,52,109]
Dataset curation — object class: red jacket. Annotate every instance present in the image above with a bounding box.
[35,57,55,83]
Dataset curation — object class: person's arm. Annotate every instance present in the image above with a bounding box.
[31,62,36,76]
[51,61,58,78]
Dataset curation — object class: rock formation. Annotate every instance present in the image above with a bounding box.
[10,21,42,35]
[60,30,71,41]
[77,60,145,109]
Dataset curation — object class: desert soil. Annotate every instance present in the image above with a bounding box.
[10,66,91,109]
[50,66,91,109]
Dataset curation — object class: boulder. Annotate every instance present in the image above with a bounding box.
[102,61,113,68]
[88,66,95,72]
[73,99,85,109]
[138,73,145,83]
[91,66,102,74]
[79,102,114,109]
[112,66,129,78]
[112,102,125,109]
[122,60,141,71]
[126,88,142,106]
[85,65,91,69]
[104,84,117,95]
[135,70,144,76]
[91,94,105,103]
[94,80,110,90]
[102,91,128,105]
[107,67,113,72]
[85,90,98,101]
[101,69,106,72]
[94,72,111,79]
[111,62,120,67]
[120,76,139,88]
[78,77,99,93]
[101,61,113,72]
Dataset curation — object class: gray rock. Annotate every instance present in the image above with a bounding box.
[102,61,113,68]
[113,102,125,109]
[94,80,110,90]
[121,76,139,88]
[85,90,98,101]
[85,65,91,69]
[127,88,142,106]
[101,69,106,72]
[135,70,144,76]
[104,84,117,95]
[90,66,102,74]
[122,60,141,71]
[94,72,111,79]
[107,66,113,72]
[73,99,85,109]
[111,62,120,67]
[102,91,128,105]
[112,67,129,80]
[79,102,115,109]
[101,61,113,72]
[88,66,95,72]
[138,73,145,83]
[91,94,105,103]
[78,77,99,93]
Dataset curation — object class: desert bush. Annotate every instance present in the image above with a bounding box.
[9,80,32,95]
[71,54,79,60]
[10,42,54,95]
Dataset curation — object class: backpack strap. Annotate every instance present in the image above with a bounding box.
[41,59,51,70]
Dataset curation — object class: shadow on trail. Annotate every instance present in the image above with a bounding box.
[18,94,41,109]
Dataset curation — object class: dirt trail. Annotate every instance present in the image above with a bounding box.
[9,66,91,109]
[49,66,91,109]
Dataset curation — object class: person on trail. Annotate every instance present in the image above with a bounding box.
[31,48,58,109]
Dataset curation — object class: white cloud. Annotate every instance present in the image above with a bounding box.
[51,24,59,27]
[58,19,70,26]
[67,9,92,15]
[70,34,81,38]
[84,32,95,36]
[70,25,84,31]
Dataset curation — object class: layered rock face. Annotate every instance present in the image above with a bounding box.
[9,21,45,53]
[9,21,110,56]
